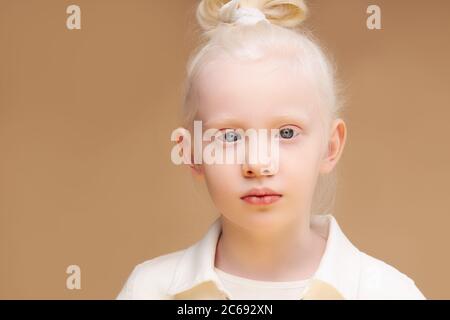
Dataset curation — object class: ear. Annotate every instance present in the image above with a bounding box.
[173,128,204,179]
[190,164,204,180]
[319,118,347,174]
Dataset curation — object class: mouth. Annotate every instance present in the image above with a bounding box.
[240,187,283,205]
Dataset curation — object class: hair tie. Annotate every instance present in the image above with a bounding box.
[219,0,269,26]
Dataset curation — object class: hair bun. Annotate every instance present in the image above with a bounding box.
[197,0,308,31]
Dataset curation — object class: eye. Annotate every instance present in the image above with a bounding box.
[217,129,242,143]
[278,126,300,139]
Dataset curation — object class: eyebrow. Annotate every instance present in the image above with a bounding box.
[203,111,311,129]
[203,116,245,128]
[271,113,311,127]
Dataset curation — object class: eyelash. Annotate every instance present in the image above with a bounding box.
[217,129,242,143]
[217,126,301,143]
[276,126,301,140]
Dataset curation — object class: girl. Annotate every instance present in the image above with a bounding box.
[117,0,425,300]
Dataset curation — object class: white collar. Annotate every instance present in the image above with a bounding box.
[167,214,361,299]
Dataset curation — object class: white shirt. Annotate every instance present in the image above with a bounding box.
[214,267,310,300]
[116,214,426,300]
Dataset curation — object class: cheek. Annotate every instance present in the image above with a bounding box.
[278,139,323,186]
[202,163,240,202]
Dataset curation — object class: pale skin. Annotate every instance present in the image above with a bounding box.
[179,54,347,282]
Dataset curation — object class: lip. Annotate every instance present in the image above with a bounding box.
[240,187,282,205]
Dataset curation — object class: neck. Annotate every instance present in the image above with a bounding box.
[214,214,326,282]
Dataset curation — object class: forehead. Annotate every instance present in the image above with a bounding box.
[194,56,320,126]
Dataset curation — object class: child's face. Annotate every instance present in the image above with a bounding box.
[191,56,343,233]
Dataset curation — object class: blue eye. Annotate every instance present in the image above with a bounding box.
[278,126,300,139]
[219,130,242,143]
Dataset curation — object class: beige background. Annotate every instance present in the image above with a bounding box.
[0,0,449,299]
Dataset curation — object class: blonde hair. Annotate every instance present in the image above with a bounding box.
[181,0,345,215]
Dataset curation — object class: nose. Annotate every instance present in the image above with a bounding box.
[242,149,276,177]
[241,130,278,178]
[242,162,275,178]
